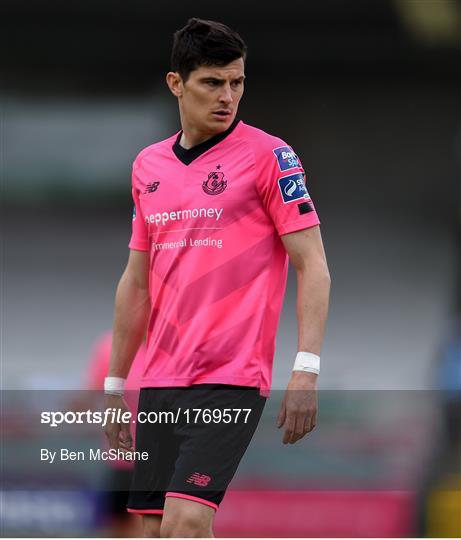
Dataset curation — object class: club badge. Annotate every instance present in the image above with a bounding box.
[202,165,227,195]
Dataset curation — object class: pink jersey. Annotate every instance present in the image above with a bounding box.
[129,120,320,396]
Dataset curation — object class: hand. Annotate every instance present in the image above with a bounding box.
[277,371,318,444]
[103,394,133,456]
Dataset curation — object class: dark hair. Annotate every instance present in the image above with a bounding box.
[171,18,247,81]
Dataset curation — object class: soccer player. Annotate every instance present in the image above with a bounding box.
[104,18,330,538]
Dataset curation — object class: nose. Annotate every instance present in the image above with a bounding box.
[218,83,233,105]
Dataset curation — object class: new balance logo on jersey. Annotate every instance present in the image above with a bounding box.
[278,172,310,204]
[144,181,160,194]
[187,472,211,487]
[273,146,301,171]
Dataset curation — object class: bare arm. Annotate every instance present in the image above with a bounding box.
[104,249,150,451]
[277,225,331,444]
[283,225,330,355]
[108,249,150,377]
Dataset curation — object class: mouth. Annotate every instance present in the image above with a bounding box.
[212,110,232,120]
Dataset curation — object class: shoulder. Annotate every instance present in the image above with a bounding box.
[236,122,291,163]
[237,122,287,150]
[236,122,305,182]
[133,132,179,169]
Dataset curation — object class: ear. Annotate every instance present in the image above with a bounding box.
[166,72,183,98]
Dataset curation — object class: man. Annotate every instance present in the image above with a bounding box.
[104,18,330,538]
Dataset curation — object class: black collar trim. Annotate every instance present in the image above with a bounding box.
[172,119,240,165]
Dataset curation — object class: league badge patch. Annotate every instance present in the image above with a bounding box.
[273,146,301,171]
[278,172,310,204]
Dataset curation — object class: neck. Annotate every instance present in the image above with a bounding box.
[179,121,215,149]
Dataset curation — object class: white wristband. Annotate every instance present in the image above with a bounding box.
[293,352,320,374]
[104,377,126,395]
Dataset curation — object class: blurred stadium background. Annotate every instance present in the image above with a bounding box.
[2,0,460,537]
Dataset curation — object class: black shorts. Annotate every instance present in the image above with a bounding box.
[102,468,133,518]
[127,384,266,514]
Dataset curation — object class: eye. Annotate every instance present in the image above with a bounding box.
[231,80,243,88]
[206,80,219,87]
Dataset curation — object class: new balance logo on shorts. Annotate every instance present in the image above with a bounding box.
[273,146,301,171]
[187,472,211,487]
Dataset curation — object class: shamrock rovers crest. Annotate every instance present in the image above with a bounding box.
[202,165,227,195]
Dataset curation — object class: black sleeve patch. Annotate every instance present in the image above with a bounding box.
[298,201,313,215]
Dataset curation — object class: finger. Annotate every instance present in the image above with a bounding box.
[105,427,120,450]
[305,409,318,434]
[290,413,306,444]
[277,400,286,428]
[303,413,311,435]
[304,413,314,437]
[282,411,296,444]
[119,424,133,450]
[119,442,133,452]
[119,437,133,450]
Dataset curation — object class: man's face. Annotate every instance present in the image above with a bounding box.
[172,58,245,136]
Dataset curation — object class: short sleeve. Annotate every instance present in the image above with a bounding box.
[128,161,149,251]
[256,142,320,236]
